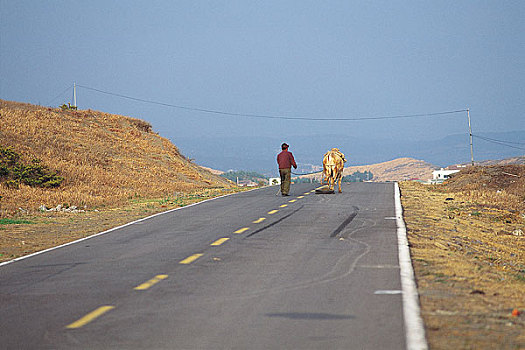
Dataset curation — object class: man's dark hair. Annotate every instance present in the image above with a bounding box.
[281,143,289,150]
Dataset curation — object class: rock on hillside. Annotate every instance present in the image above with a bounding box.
[0,99,233,215]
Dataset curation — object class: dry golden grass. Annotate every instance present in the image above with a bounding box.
[441,164,525,213]
[0,100,233,216]
[0,187,241,262]
[400,166,524,349]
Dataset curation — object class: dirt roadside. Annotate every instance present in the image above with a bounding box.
[399,180,524,349]
[0,188,242,263]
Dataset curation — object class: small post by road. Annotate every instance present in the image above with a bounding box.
[467,108,474,166]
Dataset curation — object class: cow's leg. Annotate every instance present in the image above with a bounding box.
[329,168,335,191]
[338,171,343,193]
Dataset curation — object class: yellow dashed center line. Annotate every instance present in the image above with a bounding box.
[179,253,204,264]
[234,227,250,234]
[303,192,310,195]
[66,305,115,329]
[66,190,323,331]
[211,237,230,246]
[134,274,168,291]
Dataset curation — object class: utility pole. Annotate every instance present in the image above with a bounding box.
[467,108,474,166]
[73,82,77,108]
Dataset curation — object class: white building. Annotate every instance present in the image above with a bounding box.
[432,168,460,181]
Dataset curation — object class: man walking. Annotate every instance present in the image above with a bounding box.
[277,143,297,196]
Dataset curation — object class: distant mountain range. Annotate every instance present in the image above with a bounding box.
[296,157,438,182]
[172,130,524,176]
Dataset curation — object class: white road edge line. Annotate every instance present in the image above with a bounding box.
[0,187,262,268]
[395,182,428,350]
[374,290,402,295]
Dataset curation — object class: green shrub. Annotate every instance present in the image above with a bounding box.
[0,146,64,188]
[0,218,35,225]
[0,164,9,178]
[5,180,19,189]
[0,146,20,167]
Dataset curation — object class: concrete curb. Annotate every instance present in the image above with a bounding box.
[395,182,428,350]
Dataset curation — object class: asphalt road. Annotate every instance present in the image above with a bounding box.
[0,182,410,349]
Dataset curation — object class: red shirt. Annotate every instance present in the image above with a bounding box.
[277,150,297,169]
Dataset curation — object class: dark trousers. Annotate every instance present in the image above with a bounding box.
[279,168,291,195]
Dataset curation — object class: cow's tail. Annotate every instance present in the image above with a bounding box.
[328,165,335,178]
[326,164,336,189]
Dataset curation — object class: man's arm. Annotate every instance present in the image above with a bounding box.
[290,153,297,169]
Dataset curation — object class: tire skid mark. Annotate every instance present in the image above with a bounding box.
[330,206,360,238]
[246,205,304,238]
[173,217,379,309]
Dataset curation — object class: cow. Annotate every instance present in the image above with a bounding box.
[322,148,347,193]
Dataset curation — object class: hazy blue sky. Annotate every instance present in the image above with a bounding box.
[1,1,523,167]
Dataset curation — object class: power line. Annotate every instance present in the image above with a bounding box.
[472,134,525,150]
[46,84,73,106]
[472,134,525,145]
[77,84,467,122]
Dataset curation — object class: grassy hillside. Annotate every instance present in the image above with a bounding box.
[443,164,525,212]
[0,100,233,216]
